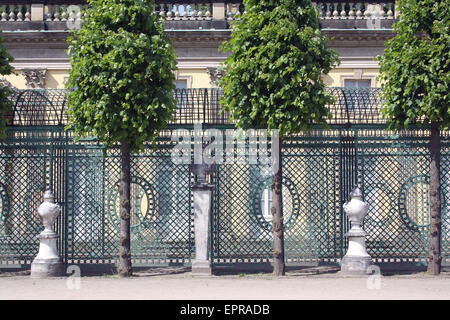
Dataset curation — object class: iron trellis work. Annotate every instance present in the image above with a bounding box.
[0,126,67,267]
[4,87,385,126]
[0,88,448,270]
[6,89,68,126]
[65,131,194,266]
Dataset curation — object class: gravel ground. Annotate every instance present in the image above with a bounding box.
[0,267,449,300]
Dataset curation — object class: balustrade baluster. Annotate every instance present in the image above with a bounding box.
[387,2,394,19]
[348,2,355,19]
[159,4,166,19]
[17,7,23,21]
[333,2,339,19]
[197,4,203,19]
[175,4,181,20]
[182,4,187,19]
[9,10,16,22]
[61,5,68,21]
[167,3,174,19]
[356,2,363,19]
[25,4,31,21]
[325,3,331,19]
[205,3,211,20]
[364,3,371,19]
[1,5,7,21]
[340,2,347,19]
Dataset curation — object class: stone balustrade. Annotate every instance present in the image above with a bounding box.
[313,1,397,20]
[0,4,31,21]
[45,4,87,22]
[155,3,213,20]
[0,1,397,29]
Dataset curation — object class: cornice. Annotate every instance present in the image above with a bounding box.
[323,29,395,42]
[2,30,70,44]
[1,28,394,44]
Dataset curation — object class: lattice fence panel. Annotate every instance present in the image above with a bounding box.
[358,129,432,263]
[66,141,106,263]
[283,133,342,264]
[66,135,194,265]
[0,128,61,265]
[212,162,273,263]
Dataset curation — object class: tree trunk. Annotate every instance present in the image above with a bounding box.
[428,121,441,275]
[272,133,285,276]
[118,141,132,277]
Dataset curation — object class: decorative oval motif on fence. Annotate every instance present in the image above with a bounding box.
[252,176,299,231]
[398,175,430,232]
[106,176,157,230]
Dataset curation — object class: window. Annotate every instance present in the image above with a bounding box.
[260,185,293,223]
[261,188,273,222]
[344,79,371,88]
[175,80,188,89]
[344,79,371,111]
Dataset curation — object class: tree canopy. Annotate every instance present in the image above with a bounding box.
[219,0,339,135]
[66,0,178,152]
[377,0,449,129]
[0,31,13,139]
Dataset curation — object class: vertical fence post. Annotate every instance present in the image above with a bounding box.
[191,183,214,274]
[190,156,215,275]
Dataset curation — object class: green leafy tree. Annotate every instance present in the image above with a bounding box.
[219,0,339,276]
[377,0,449,275]
[0,32,14,240]
[67,0,177,277]
[0,31,13,138]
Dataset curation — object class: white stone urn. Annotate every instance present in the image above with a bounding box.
[343,187,369,238]
[31,190,64,278]
[340,186,374,275]
[38,190,61,236]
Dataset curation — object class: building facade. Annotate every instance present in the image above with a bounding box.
[0,1,397,90]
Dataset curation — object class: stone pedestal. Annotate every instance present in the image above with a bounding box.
[192,183,214,275]
[339,186,374,275]
[340,229,373,275]
[31,233,63,278]
[31,190,64,278]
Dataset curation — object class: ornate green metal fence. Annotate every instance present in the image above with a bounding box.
[211,127,450,266]
[0,127,67,267]
[0,126,194,268]
[65,131,194,266]
[0,88,448,270]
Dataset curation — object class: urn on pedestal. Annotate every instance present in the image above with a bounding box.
[340,186,374,275]
[30,190,64,278]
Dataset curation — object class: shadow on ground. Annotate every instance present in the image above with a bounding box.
[1,264,448,278]
[212,264,341,276]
